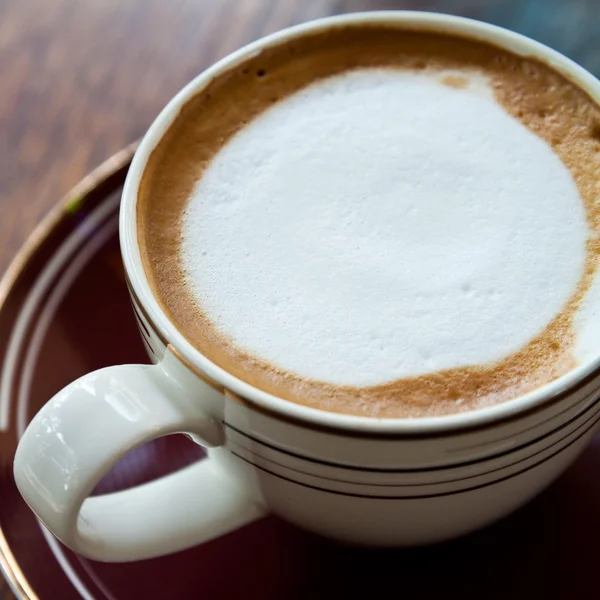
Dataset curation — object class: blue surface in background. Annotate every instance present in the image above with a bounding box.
[388,0,600,75]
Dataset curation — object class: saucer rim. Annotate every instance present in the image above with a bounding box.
[0,143,137,600]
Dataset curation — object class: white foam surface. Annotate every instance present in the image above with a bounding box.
[575,272,600,363]
[181,69,587,386]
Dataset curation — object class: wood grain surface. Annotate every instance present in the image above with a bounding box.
[1,0,599,277]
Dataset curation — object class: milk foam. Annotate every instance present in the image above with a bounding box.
[181,68,588,387]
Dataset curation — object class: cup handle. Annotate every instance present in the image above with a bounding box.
[13,360,267,562]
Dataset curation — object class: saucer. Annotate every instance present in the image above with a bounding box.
[1,149,600,600]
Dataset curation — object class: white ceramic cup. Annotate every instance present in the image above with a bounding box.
[13,11,600,563]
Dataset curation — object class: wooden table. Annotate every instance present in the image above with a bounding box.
[2,0,599,277]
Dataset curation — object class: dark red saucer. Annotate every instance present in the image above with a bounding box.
[1,148,599,600]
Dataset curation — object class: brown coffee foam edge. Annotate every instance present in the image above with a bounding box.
[137,24,600,419]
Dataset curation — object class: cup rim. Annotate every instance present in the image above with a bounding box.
[120,10,600,435]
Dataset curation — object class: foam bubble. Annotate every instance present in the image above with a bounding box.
[181,68,587,386]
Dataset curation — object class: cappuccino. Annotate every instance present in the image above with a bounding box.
[138,25,600,418]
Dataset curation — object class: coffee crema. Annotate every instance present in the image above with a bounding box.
[138,25,600,418]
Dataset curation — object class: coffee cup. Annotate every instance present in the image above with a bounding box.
[13,11,600,562]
